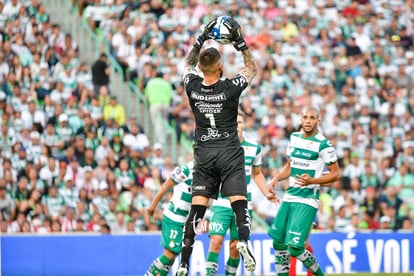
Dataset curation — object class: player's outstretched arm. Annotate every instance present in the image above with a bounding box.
[185,47,201,71]
[185,18,217,71]
[239,49,257,84]
[147,178,175,217]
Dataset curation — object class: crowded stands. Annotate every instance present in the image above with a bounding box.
[0,0,413,235]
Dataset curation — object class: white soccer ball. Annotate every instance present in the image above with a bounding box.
[209,16,232,45]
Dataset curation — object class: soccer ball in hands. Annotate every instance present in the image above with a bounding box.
[209,16,232,45]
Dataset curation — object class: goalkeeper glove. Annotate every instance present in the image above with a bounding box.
[226,17,249,51]
[194,17,217,49]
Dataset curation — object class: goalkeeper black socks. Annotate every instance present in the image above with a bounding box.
[180,204,207,266]
[231,199,250,242]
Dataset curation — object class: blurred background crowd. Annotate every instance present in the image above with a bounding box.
[0,0,413,235]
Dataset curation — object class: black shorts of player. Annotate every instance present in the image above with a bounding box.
[192,145,247,199]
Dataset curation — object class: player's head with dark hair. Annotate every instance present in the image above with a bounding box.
[199,47,222,75]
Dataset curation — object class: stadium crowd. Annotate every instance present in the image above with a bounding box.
[0,0,413,235]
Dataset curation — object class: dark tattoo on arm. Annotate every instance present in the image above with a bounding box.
[239,49,257,83]
[185,47,200,68]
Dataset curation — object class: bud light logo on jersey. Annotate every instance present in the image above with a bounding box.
[190,91,226,102]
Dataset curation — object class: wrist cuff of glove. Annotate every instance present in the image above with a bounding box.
[194,36,206,49]
[234,39,248,51]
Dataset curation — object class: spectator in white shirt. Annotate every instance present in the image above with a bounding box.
[123,124,149,152]
[21,100,46,129]
[158,6,177,38]
[48,24,65,48]
[377,54,398,79]
[351,25,372,53]
[30,51,42,77]
[126,17,144,42]
[343,152,365,180]
[116,34,135,81]
[170,24,190,46]
[50,80,70,105]
[60,206,77,232]
[11,34,30,62]
[127,46,152,81]
[110,211,128,234]
[83,0,109,31]
[95,137,111,163]
[65,157,85,189]
[334,204,350,232]
[2,0,21,18]
[111,23,128,53]
[39,157,59,187]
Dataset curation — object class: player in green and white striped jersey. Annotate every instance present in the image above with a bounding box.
[205,111,278,276]
[145,161,194,276]
[268,106,340,276]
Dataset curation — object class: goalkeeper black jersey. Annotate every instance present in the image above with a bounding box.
[183,68,248,148]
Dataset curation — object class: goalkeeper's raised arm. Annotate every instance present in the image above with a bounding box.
[227,17,258,84]
[184,17,217,70]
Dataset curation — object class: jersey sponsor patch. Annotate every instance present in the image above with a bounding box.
[190,91,226,101]
[293,150,313,158]
[209,221,224,232]
[194,102,223,114]
[291,159,311,168]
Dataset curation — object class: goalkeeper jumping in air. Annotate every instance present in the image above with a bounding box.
[176,16,258,276]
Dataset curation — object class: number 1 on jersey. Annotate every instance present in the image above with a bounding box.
[205,113,216,128]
